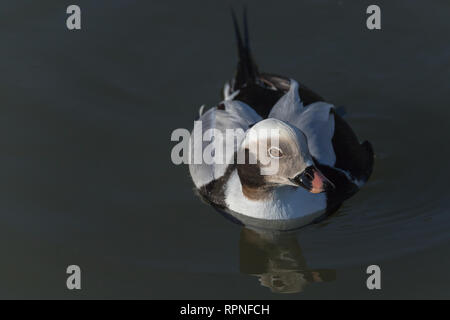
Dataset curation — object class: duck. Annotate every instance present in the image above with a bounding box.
[188,9,374,230]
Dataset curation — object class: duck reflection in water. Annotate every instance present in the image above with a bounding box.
[239,227,336,294]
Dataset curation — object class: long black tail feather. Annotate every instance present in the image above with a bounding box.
[231,7,259,90]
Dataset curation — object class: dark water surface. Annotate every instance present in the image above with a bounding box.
[1,0,450,298]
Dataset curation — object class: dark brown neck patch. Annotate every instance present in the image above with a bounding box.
[236,149,273,201]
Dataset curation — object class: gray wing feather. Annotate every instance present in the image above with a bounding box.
[269,80,336,166]
[189,100,262,188]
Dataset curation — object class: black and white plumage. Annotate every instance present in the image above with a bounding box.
[188,10,374,230]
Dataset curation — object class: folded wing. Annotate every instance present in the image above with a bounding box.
[189,100,262,188]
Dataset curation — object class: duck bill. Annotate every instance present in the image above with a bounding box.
[309,168,335,193]
[290,166,335,194]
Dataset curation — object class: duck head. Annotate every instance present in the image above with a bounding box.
[236,118,334,197]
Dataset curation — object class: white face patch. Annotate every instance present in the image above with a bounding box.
[239,118,313,182]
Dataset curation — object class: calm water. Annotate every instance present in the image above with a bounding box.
[1,0,450,299]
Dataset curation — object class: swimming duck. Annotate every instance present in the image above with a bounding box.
[188,10,374,230]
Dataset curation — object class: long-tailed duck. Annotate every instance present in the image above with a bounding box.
[188,9,374,230]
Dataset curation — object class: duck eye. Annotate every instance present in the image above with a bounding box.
[268,146,283,159]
